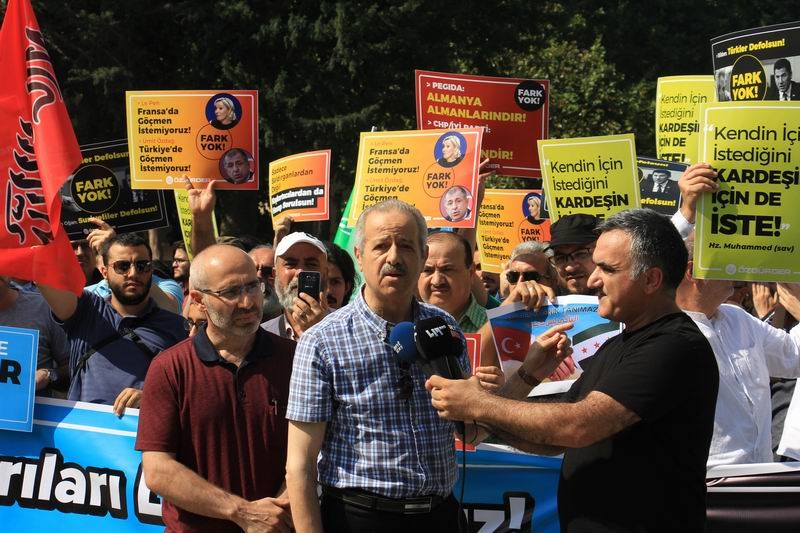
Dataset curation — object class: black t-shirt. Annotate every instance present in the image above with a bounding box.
[558,312,718,533]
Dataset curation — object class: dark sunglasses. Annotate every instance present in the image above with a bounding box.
[183,318,207,332]
[396,361,414,401]
[110,260,152,275]
[506,270,541,284]
[258,265,274,278]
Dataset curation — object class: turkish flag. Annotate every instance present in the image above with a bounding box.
[0,0,84,294]
[492,325,532,363]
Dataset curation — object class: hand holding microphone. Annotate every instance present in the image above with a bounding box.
[389,317,467,435]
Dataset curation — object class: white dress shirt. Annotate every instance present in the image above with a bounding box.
[683,304,800,467]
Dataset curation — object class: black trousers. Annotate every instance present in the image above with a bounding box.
[320,491,466,533]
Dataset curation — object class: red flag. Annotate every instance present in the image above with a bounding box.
[0,0,84,294]
[491,325,531,363]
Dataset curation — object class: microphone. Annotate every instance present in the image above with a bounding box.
[413,316,466,381]
[389,321,417,364]
[414,316,467,437]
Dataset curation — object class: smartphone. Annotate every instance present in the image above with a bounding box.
[298,271,321,301]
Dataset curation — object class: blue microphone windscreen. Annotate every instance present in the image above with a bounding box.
[389,321,417,362]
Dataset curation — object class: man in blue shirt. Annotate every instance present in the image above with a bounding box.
[38,232,185,414]
[286,199,470,532]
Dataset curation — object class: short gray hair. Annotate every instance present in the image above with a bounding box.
[509,240,556,278]
[510,240,552,263]
[354,199,427,253]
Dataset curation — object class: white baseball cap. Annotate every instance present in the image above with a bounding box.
[275,232,327,257]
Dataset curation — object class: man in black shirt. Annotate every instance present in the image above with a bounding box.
[428,208,718,532]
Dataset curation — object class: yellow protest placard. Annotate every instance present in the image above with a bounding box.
[656,76,716,164]
[477,189,551,273]
[538,134,639,222]
[268,150,330,224]
[126,90,259,190]
[173,190,219,260]
[695,101,800,282]
[348,129,483,228]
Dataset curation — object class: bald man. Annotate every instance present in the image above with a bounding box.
[136,245,295,532]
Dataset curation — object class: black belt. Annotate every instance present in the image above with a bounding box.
[321,485,445,514]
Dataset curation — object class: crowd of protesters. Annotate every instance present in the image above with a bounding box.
[5,160,800,533]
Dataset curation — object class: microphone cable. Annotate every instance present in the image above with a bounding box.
[458,427,468,533]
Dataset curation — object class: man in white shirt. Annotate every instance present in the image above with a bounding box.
[676,239,800,465]
[671,162,800,466]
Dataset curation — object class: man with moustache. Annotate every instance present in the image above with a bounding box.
[250,244,283,320]
[71,238,102,286]
[81,218,183,313]
[261,232,329,340]
[172,240,191,296]
[221,148,254,185]
[323,241,357,309]
[419,231,488,334]
[286,200,471,532]
[182,296,207,338]
[37,232,186,414]
[546,214,601,296]
[498,240,559,299]
[137,245,295,532]
[441,185,472,223]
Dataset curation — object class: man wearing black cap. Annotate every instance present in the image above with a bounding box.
[547,214,601,296]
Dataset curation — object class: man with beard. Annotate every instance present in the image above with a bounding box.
[38,232,186,414]
[322,241,357,309]
[137,245,295,532]
[81,218,183,312]
[547,214,601,296]
[71,238,102,286]
[249,244,283,320]
[262,232,329,340]
[172,241,191,296]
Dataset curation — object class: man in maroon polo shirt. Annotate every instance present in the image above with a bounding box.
[136,244,295,532]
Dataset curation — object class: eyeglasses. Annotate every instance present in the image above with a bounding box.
[396,361,414,401]
[506,270,542,284]
[549,248,593,267]
[110,260,153,275]
[197,280,264,302]
[172,258,189,264]
[183,318,207,332]
[257,266,274,278]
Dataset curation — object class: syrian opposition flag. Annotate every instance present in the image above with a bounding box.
[0,0,84,294]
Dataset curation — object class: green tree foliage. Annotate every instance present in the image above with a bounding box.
[15,0,797,239]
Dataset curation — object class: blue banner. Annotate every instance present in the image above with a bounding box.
[0,325,38,432]
[0,398,163,530]
[6,398,793,531]
[457,444,562,532]
[1,399,564,531]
